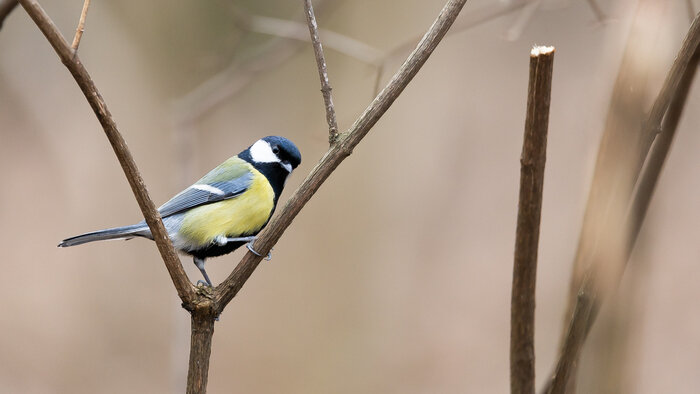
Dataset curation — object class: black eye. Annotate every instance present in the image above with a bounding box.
[272,146,280,154]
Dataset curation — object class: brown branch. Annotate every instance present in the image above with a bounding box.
[511,45,554,394]
[213,0,470,313]
[0,0,18,29]
[636,13,700,167]
[186,301,216,394]
[544,278,599,394]
[628,52,699,249]
[70,0,90,52]
[303,0,339,145]
[18,0,197,306]
[543,11,700,394]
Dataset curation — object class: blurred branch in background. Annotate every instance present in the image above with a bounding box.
[629,51,700,249]
[170,0,336,128]
[173,0,552,130]
[70,0,90,52]
[0,0,18,29]
[543,5,700,392]
[510,45,554,394]
[303,0,339,144]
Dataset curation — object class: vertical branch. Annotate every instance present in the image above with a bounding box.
[71,0,90,52]
[511,45,554,394]
[303,0,339,145]
[186,303,217,394]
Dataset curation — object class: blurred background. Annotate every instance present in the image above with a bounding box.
[1,0,699,392]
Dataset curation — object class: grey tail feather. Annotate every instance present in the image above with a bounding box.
[58,224,150,247]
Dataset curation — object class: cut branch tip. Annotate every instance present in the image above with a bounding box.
[531,45,555,57]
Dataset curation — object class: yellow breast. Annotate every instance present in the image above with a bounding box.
[179,168,275,245]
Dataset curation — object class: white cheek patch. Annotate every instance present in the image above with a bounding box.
[249,140,280,163]
[192,184,225,195]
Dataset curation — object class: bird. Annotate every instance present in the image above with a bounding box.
[59,136,302,286]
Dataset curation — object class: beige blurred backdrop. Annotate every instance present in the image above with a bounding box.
[1,0,699,392]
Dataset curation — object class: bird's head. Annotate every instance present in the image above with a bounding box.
[245,136,302,173]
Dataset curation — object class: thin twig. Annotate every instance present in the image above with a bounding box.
[213,0,471,313]
[177,0,529,129]
[637,14,700,168]
[511,45,554,394]
[628,51,700,251]
[0,0,18,29]
[545,277,599,394]
[543,12,700,394]
[18,0,198,307]
[71,0,90,52]
[304,0,339,145]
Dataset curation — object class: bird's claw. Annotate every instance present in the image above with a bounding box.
[196,280,211,287]
[246,242,272,261]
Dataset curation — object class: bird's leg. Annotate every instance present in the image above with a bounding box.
[246,242,273,261]
[213,235,257,246]
[194,257,213,286]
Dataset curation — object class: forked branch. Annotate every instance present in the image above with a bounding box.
[71,0,90,52]
[20,0,471,392]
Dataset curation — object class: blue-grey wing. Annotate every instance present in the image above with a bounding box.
[157,171,254,218]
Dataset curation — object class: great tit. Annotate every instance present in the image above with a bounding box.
[59,136,302,286]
